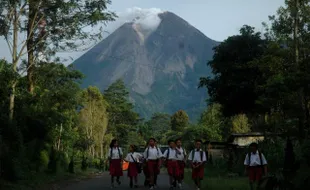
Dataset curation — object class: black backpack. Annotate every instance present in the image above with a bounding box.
[146,146,160,159]
[191,149,204,162]
[248,151,263,166]
[110,147,122,161]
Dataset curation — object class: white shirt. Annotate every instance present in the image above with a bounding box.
[244,151,267,166]
[188,149,207,163]
[176,147,187,161]
[163,148,178,160]
[143,146,163,160]
[125,152,142,163]
[108,147,123,159]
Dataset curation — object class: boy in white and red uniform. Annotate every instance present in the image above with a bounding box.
[244,142,268,190]
[175,138,186,189]
[143,138,163,190]
[163,140,180,190]
[188,139,207,190]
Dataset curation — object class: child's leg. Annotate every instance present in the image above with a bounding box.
[111,176,114,185]
[116,176,121,184]
[134,176,138,184]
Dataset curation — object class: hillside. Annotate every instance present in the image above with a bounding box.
[72,11,219,120]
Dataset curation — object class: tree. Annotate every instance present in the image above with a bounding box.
[199,25,267,117]
[266,0,310,138]
[230,114,251,133]
[79,86,109,158]
[198,103,225,141]
[145,112,171,143]
[0,0,116,121]
[171,110,189,132]
[103,79,139,145]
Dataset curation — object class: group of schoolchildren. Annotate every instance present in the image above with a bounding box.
[108,138,268,190]
[108,138,207,190]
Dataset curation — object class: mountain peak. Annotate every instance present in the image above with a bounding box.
[73,11,219,120]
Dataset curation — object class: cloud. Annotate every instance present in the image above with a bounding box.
[105,7,164,36]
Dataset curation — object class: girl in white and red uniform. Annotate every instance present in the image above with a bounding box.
[108,139,123,188]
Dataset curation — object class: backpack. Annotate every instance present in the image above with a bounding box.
[248,151,265,174]
[248,151,263,166]
[110,147,122,161]
[146,146,160,159]
[191,149,204,162]
[166,148,170,159]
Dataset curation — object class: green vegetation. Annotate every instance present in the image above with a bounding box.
[185,165,249,190]
[1,0,310,189]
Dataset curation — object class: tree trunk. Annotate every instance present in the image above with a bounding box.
[293,0,308,139]
[9,8,19,123]
[27,0,35,94]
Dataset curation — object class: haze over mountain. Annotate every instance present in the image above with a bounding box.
[73,10,219,120]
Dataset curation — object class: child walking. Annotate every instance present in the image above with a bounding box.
[143,138,163,190]
[244,142,268,190]
[163,140,180,190]
[108,139,123,188]
[188,139,207,190]
[176,138,186,189]
[124,145,142,188]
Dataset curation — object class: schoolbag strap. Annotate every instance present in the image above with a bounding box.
[191,150,194,161]
[167,148,170,159]
[130,153,137,163]
[259,151,263,166]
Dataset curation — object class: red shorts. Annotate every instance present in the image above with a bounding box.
[178,161,185,179]
[167,160,180,177]
[248,166,263,181]
[109,159,123,176]
[192,163,204,180]
[128,162,138,177]
[147,160,159,176]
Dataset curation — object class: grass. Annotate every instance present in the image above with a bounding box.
[185,164,250,190]
[0,168,100,190]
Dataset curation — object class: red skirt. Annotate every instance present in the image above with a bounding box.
[167,160,180,177]
[109,159,123,176]
[143,162,149,177]
[192,163,204,179]
[248,166,263,181]
[147,160,159,175]
[178,161,185,179]
[128,162,138,177]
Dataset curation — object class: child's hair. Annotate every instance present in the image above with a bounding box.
[110,139,118,148]
[249,142,258,148]
[149,138,156,142]
[195,139,203,143]
[129,144,136,152]
[168,139,174,144]
[175,138,181,143]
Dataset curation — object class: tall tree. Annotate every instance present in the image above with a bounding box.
[199,25,267,116]
[230,114,251,133]
[171,110,189,132]
[257,0,310,137]
[198,103,224,141]
[145,112,171,143]
[103,79,139,145]
[0,0,116,121]
[79,86,109,158]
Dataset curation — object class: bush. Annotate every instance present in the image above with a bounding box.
[81,156,88,171]
[38,150,49,172]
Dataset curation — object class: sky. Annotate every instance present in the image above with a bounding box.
[0,0,285,64]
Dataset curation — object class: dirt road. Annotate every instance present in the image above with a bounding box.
[63,171,190,190]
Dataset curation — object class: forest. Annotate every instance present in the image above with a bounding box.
[0,0,310,189]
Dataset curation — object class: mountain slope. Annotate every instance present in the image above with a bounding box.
[73,11,219,120]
